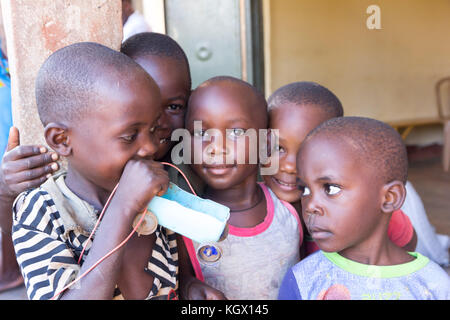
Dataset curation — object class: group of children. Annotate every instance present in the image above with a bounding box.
[0,32,449,300]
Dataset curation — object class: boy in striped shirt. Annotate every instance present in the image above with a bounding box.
[12,42,176,300]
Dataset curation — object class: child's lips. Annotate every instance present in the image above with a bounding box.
[308,226,332,240]
[203,164,235,176]
[272,176,297,191]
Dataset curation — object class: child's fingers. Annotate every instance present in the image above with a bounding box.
[157,179,169,196]
[148,170,168,197]
[6,127,20,152]
[152,167,169,196]
[7,163,57,185]
[143,160,169,196]
[5,151,58,171]
[14,174,50,192]
[4,144,50,161]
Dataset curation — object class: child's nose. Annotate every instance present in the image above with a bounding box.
[136,134,158,159]
[280,153,297,174]
[303,194,324,217]
[157,110,170,131]
[206,135,229,156]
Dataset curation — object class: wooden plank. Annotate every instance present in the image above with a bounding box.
[1,0,122,147]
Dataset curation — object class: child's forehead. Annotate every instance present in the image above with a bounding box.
[269,103,335,140]
[270,102,332,122]
[96,67,161,107]
[136,54,189,74]
[298,134,369,182]
[301,132,361,165]
[188,81,267,125]
[135,55,190,92]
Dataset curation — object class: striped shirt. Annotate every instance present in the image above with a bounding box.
[11,173,178,300]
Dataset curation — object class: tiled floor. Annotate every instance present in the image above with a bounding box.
[0,156,449,300]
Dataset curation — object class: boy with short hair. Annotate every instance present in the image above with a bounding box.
[2,33,199,299]
[278,116,450,300]
[12,42,173,300]
[182,76,302,300]
[263,81,417,257]
[121,32,205,195]
[121,32,191,161]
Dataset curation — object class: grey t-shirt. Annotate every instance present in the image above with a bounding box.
[279,251,450,300]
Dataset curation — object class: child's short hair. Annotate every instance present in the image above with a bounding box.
[194,75,268,128]
[306,116,408,184]
[35,42,147,126]
[268,81,343,118]
[120,32,191,88]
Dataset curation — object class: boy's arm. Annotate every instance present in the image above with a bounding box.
[177,234,227,300]
[60,159,170,300]
[13,158,169,299]
[13,190,141,300]
[177,233,196,299]
[12,189,81,300]
[58,195,142,299]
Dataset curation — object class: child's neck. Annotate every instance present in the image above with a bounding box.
[203,174,267,228]
[290,200,308,237]
[290,200,302,213]
[65,167,112,212]
[338,218,415,266]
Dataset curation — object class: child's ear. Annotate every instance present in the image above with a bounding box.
[381,181,406,213]
[44,123,71,157]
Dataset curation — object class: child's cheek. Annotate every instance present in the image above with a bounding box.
[167,113,185,132]
[233,136,256,164]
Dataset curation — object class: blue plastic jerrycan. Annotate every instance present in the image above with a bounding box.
[148,183,230,243]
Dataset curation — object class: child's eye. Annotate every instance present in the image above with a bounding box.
[193,129,209,138]
[325,184,341,195]
[298,185,311,196]
[121,133,137,143]
[228,128,245,139]
[274,144,285,153]
[167,104,184,112]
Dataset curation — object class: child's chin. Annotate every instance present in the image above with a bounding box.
[316,241,341,253]
[275,189,301,203]
[205,178,237,190]
[266,179,301,202]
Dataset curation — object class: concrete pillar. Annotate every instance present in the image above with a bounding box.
[1,0,123,147]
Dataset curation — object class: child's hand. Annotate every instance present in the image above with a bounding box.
[0,127,59,199]
[115,159,169,216]
[186,278,228,300]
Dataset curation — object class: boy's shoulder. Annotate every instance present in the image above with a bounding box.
[417,255,450,288]
[291,250,330,278]
[291,251,450,300]
[13,185,56,223]
[12,172,89,237]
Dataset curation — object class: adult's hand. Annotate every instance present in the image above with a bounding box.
[0,127,59,199]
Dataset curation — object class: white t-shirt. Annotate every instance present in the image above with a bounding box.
[122,11,151,42]
[184,183,302,300]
